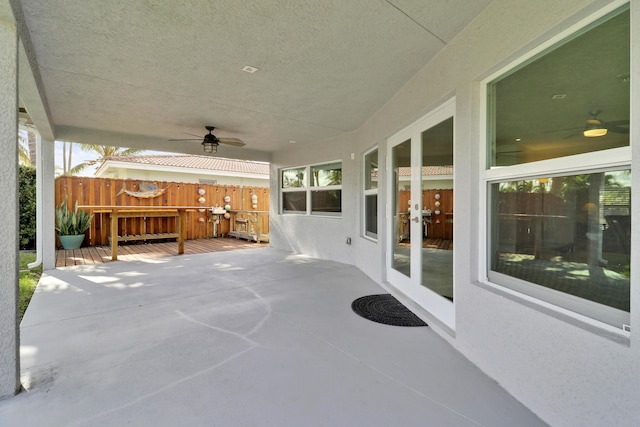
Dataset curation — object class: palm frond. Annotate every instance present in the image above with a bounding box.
[18,145,31,166]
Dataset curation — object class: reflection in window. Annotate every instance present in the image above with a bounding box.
[282,168,306,188]
[311,162,342,187]
[365,194,378,238]
[282,191,306,213]
[490,170,631,312]
[488,8,629,167]
[485,4,631,328]
[281,162,342,215]
[364,149,378,190]
[311,190,342,214]
[364,148,378,239]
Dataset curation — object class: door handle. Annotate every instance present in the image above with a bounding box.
[412,216,420,223]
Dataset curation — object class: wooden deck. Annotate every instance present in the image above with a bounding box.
[55,237,268,268]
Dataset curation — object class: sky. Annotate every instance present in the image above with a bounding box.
[54,141,169,177]
[55,141,95,176]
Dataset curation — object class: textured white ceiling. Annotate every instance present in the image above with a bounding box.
[16,0,491,155]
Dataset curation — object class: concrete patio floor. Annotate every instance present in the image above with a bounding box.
[1,248,545,426]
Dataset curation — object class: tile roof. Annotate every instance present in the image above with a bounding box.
[403,165,454,177]
[105,154,270,176]
[372,165,453,177]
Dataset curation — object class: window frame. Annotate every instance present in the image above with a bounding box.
[281,167,308,214]
[479,1,631,334]
[363,146,379,241]
[280,160,343,217]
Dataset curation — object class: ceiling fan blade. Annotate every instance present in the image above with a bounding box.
[608,126,629,134]
[218,138,245,147]
[606,120,629,127]
[562,132,581,140]
[168,138,202,141]
[542,126,582,134]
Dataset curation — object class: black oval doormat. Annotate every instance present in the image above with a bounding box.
[351,294,428,327]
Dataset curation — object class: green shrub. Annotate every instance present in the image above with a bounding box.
[19,165,37,250]
[19,252,41,321]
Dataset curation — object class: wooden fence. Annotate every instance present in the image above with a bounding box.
[55,176,270,246]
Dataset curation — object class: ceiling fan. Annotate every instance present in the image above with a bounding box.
[170,126,245,153]
[545,110,629,139]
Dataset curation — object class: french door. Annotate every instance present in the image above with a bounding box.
[386,99,455,329]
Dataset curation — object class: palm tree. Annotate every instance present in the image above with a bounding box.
[66,144,145,175]
[27,131,36,165]
[61,141,73,175]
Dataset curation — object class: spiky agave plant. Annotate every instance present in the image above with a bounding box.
[55,196,94,235]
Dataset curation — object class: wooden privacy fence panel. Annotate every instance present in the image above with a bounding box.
[399,189,453,240]
[55,176,270,246]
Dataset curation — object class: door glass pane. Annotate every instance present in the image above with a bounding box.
[421,117,454,301]
[392,139,411,277]
[490,170,631,312]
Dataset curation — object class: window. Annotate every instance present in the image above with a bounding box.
[281,162,342,215]
[281,167,307,213]
[363,148,378,239]
[484,5,630,329]
[488,8,629,167]
[310,162,342,215]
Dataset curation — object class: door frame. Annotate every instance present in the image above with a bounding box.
[386,98,455,329]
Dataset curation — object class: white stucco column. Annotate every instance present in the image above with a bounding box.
[41,137,55,270]
[0,21,21,398]
[25,131,56,270]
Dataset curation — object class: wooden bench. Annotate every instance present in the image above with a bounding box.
[228,210,269,243]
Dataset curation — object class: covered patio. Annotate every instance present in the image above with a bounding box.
[2,248,543,426]
[2,1,639,424]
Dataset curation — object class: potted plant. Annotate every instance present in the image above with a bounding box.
[55,197,94,250]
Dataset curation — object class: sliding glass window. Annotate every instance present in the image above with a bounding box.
[485,5,630,329]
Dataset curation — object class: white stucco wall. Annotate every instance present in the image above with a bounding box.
[0,20,20,398]
[271,0,639,425]
[270,132,359,266]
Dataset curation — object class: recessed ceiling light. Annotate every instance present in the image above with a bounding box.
[551,94,567,100]
[242,65,258,73]
[515,138,522,142]
[289,140,297,144]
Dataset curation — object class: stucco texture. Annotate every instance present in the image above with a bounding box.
[272,0,640,425]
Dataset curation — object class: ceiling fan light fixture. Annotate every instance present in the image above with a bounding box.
[202,139,218,153]
[583,124,608,138]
